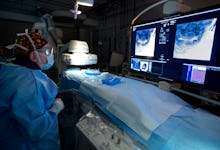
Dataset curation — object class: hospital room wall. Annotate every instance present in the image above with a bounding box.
[94,0,134,70]
[0,19,33,46]
[0,19,82,46]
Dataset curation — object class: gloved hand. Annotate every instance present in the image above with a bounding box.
[50,98,65,114]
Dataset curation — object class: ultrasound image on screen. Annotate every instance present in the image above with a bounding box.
[140,61,149,72]
[130,58,141,71]
[135,28,156,57]
[173,18,217,61]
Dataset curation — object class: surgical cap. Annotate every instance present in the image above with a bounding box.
[13,30,48,56]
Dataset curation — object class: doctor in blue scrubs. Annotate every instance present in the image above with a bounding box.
[0,29,64,150]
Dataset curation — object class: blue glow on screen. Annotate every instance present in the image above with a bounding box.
[130,8,220,90]
[131,58,141,71]
[135,28,156,57]
[173,18,217,61]
[184,65,207,84]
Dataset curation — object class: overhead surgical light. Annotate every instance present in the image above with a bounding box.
[77,0,94,7]
[163,0,191,15]
[70,9,82,15]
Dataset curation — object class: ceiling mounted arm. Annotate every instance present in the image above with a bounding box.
[131,0,191,27]
[131,0,169,26]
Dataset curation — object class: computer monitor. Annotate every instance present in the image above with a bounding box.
[130,7,220,91]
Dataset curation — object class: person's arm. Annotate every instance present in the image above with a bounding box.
[11,70,61,141]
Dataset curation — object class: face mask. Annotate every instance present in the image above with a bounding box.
[35,51,54,70]
[40,54,54,70]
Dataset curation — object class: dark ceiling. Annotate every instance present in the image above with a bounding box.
[0,0,120,18]
[1,0,220,25]
[0,0,132,26]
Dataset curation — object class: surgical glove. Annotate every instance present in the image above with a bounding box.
[50,98,65,114]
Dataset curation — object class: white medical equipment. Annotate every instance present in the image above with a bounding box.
[62,40,97,66]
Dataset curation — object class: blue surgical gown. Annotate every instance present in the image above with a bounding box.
[0,63,60,150]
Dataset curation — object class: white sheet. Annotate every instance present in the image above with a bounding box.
[58,69,220,149]
[78,72,188,140]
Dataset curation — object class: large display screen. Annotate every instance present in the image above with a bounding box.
[130,7,220,91]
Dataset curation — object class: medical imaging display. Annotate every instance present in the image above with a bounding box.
[140,61,149,72]
[130,58,141,71]
[135,28,156,57]
[182,64,207,84]
[173,18,217,61]
[130,8,220,91]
